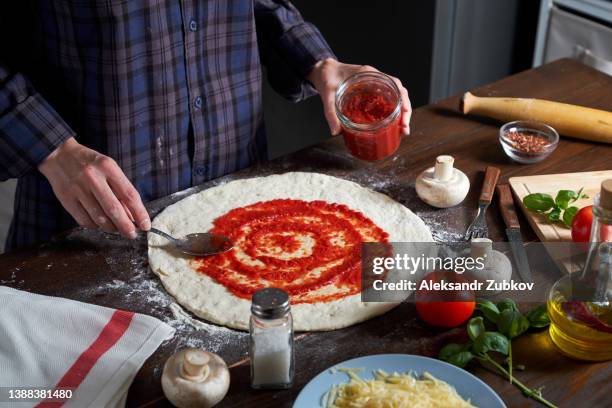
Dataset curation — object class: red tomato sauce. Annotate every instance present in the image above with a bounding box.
[340,90,401,161]
[343,93,395,124]
[193,199,389,304]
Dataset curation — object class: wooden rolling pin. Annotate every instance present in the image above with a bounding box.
[461,92,612,144]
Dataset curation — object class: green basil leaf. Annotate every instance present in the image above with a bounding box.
[496,299,518,313]
[467,317,485,341]
[563,206,579,227]
[555,190,578,209]
[547,208,561,223]
[476,300,500,323]
[498,309,530,338]
[447,351,474,368]
[523,193,555,212]
[526,304,550,328]
[472,332,510,355]
[439,343,470,361]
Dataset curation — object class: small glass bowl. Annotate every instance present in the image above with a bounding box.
[499,120,559,164]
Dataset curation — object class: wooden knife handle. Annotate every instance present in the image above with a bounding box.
[479,166,501,203]
[497,183,520,229]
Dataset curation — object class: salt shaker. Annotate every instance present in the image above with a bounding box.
[249,288,294,389]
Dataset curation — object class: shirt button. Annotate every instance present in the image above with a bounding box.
[194,96,202,109]
[189,19,198,32]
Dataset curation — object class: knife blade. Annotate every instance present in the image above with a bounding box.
[497,184,533,283]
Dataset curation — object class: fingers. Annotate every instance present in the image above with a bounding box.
[84,160,137,239]
[389,76,412,136]
[400,86,411,136]
[76,189,117,232]
[358,65,379,73]
[40,138,145,239]
[322,90,342,135]
[92,181,137,239]
[106,162,151,231]
[61,198,97,230]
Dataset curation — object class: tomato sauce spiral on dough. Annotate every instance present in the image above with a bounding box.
[193,199,389,304]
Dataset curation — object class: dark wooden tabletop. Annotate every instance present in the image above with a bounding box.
[1,58,611,408]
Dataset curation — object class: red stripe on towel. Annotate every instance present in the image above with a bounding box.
[36,310,135,408]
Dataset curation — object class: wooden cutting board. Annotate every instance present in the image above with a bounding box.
[509,170,612,242]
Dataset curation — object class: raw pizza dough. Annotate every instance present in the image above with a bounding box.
[148,172,433,331]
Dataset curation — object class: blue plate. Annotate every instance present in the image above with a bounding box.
[293,354,506,408]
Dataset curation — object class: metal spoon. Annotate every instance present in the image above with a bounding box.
[149,227,233,257]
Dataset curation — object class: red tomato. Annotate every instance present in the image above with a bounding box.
[415,271,475,328]
[571,206,592,243]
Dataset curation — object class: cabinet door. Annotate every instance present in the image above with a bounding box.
[544,6,612,75]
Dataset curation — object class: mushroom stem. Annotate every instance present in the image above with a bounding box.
[434,155,454,182]
[181,350,211,382]
[471,237,493,260]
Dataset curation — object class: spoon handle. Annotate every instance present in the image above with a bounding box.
[149,227,179,244]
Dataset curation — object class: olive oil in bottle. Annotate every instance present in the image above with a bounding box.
[548,277,612,361]
[547,180,612,361]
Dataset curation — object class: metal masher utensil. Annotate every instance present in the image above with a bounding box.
[464,166,501,240]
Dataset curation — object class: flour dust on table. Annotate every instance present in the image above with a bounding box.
[148,172,433,331]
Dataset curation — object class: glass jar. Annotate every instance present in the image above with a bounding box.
[335,71,402,161]
[547,180,612,361]
[249,288,294,389]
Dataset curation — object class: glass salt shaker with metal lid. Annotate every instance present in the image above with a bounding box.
[249,288,294,389]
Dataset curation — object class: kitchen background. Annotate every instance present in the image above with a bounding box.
[2,0,612,251]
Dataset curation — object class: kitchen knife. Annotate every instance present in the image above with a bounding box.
[497,183,533,283]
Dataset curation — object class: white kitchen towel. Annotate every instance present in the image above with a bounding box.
[0,286,175,408]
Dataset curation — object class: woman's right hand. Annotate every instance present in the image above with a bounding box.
[38,137,150,238]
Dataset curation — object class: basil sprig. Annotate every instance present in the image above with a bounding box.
[439,299,556,408]
[522,188,587,227]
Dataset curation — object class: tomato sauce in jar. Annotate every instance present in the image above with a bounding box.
[335,72,402,161]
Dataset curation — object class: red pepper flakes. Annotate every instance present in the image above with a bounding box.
[504,130,550,153]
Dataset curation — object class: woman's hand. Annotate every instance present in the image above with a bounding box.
[307,58,412,136]
[39,137,150,238]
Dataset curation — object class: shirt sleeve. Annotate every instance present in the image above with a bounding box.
[0,63,74,181]
[254,0,336,102]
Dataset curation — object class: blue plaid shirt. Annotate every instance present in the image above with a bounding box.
[0,1,334,250]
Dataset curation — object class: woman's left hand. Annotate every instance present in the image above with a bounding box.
[307,58,412,136]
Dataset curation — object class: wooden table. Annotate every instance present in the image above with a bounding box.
[1,59,611,407]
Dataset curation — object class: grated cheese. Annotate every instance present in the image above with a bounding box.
[323,368,476,408]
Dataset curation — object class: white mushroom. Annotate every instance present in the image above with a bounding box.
[162,348,230,408]
[467,238,512,296]
[415,155,470,208]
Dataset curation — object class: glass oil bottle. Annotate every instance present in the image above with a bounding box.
[547,180,612,361]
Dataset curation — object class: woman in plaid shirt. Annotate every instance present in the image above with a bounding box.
[0,1,411,251]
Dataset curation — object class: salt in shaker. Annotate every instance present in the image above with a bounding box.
[249,287,294,389]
